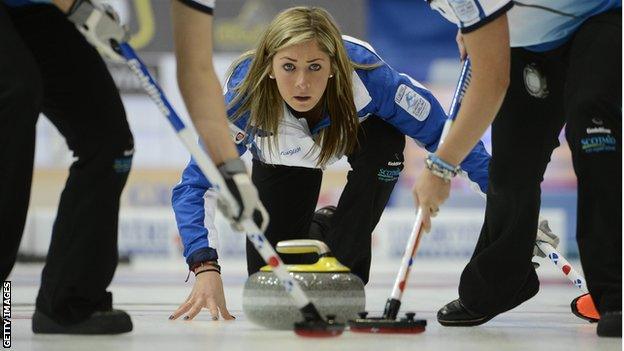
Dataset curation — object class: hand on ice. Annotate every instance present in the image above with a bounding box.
[170,269,234,321]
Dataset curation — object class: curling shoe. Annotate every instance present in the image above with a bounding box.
[437,299,494,326]
[597,311,622,337]
[32,309,133,334]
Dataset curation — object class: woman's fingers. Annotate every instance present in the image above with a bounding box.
[170,300,193,320]
[183,300,205,320]
[219,304,235,320]
[421,210,432,233]
[215,288,235,320]
[207,300,220,321]
[430,206,439,218]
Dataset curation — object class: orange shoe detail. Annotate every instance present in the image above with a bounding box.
[571,293,600,323]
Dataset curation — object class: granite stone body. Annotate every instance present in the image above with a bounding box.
[243,271,365,330]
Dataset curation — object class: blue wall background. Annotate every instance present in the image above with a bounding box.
[367,0,459,82]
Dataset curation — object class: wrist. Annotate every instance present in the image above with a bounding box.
[425,154,460,182]
[186,247,219,269]
[190,260,221,274]
[434,145,462,168]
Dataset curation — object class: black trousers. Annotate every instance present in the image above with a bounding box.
[459,10,622,315]
[248,117,406,284]
[0,5,133,324]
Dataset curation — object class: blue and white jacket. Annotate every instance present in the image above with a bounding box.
[428,0,621,51]
[172,36,491,265]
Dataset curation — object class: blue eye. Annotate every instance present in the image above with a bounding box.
[309,63,321,71]
[283,63,295,71]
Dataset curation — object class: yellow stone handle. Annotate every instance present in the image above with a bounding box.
[276,239,331,256]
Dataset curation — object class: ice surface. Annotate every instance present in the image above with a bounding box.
[7,259,620,351]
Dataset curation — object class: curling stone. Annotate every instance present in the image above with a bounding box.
[243,239,365,330]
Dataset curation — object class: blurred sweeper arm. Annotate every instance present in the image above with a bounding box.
[170,0,237,165]
[63,0,265,237]
[437,15,510,165]
[170,0,266,231]
[413,13,510,231]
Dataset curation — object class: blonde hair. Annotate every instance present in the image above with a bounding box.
[227,6,379,167]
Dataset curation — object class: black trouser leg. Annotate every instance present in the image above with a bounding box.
[248,160,322,275]
[0,5,43,282]
[325,117,405,284]
[8,5,133,324]
[564,10,622,314]
[459,48,567,315]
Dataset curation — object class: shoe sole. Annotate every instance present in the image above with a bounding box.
[32,311,133,335]
[438,274,540,327]
[438,314,494,327]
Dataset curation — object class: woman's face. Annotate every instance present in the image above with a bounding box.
[270,40,332,113]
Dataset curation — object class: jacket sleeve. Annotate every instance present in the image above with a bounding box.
[369,64,490,193]
[171,158,219,266]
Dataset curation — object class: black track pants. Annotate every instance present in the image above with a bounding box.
[0,5,133,324]
[458,10,621,316]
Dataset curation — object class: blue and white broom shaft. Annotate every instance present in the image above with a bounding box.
[440,58,472,145]
[536,241,588,293]
[116,42,315,312]
[386,60,472,318]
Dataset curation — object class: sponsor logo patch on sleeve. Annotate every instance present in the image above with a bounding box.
[448,0,480,23]
[229,123,246,144]
[395,84,431,121]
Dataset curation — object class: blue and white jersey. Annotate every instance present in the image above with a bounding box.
[428,0,621,50]
[171,36,492,264]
